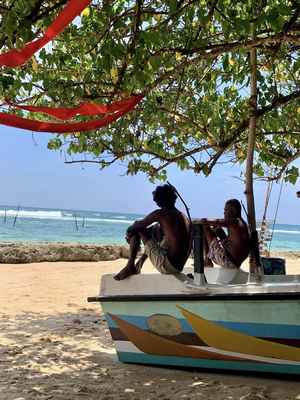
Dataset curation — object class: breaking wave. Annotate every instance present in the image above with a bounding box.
[0,209,63,219]
[0,209,134,224]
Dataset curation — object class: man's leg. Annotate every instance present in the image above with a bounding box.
[140,230,188,282]
[114,234,141,280]
[203,225,216,267]
[134,253,148,273]
[135,225,160,272]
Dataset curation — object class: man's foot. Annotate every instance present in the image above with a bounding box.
[114,264,139,281]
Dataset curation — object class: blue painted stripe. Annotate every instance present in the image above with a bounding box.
[117,352,300,375]
[218,321,300,339]
[105,314,300,339]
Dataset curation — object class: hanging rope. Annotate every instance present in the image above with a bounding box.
[268,176,285,252]
[166,181,193,259]
[261,179,273,225]
[0,0,91,67]
[258,179,273,255]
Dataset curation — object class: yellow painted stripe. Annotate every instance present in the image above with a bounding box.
[178,306,300,362]
[109,313,249,362]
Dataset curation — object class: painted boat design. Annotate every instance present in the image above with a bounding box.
[89,272,300,375]
[109,313,249,362]
[179,306,300,362]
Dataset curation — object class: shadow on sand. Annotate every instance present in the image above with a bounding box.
[0,309,299,400]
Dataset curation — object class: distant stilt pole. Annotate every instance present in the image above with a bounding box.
[82,216,85,228]
[13,205,20,227]
[4,208,7,224]
[74,213,79,231]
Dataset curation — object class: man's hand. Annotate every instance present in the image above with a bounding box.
[213,227,227,240]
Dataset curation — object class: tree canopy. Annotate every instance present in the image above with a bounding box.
[1,0,300,183]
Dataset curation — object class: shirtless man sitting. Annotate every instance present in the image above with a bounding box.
[200,199,250,269]
[114,184,191,280]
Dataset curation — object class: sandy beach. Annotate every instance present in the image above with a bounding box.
[1,257,300,400]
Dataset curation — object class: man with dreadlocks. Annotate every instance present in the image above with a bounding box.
[114,185,191,280]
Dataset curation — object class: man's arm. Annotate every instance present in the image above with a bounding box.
[197,218,239,228]
[198,218,228,227]
[127,210,161,235]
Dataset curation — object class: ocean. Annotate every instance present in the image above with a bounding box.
[0,205,141,245]
[0,205,299,251]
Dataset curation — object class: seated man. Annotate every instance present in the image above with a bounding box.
[114,184,191,280]
[201,199,250,269]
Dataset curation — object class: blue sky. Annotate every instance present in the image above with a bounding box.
[0,124,299,224]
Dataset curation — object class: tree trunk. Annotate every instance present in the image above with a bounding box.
[245,20,264,282]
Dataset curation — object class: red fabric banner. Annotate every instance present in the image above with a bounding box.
[0,95,143,133]
[0,0,91,67]
[6,97,140,120]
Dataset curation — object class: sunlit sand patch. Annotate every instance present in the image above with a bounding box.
[1,260,300,399]
[1,321,115,377]
[143,381,154,386]
[0,337,17,346]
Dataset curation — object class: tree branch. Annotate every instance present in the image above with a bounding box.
[152,33,300,58]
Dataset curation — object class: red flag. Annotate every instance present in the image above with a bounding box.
[0,0,92,67]
[6,97,140,120]
[0,95,143,133]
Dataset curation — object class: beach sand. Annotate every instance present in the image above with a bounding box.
[1,257,300,400]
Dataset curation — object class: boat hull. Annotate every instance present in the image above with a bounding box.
[90,274,300,375]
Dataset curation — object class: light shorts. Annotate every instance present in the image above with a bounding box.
[208,238,237,269]
[144,238,183,275]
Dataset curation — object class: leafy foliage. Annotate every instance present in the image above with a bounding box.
[1,0,300,183]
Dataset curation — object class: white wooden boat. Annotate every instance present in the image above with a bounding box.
[88,224,300,375]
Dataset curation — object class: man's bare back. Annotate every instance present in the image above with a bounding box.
[225,218,249,266]
[148,208,190,269]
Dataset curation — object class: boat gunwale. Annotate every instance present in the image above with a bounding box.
[88,291,300,302]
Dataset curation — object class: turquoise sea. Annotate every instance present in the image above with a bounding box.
[0,205,141,245]
[0,205,299,251]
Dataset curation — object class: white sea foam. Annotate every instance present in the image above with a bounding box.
[0,209,296,229]
[86,218,133,224]
[259,227,300,235]
[273,229,300,235]
[62,216,134,224]
[0,209,134,224]
[63,216,134,224]
[0,209,63,219]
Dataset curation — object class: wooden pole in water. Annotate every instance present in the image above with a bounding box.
[4,208,6,224]
[13,205,20,227]
[74,213,79,231]
[245,15,264,282]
